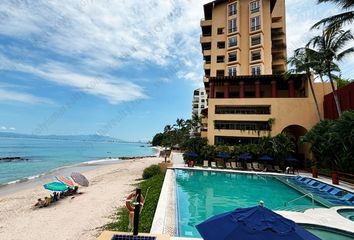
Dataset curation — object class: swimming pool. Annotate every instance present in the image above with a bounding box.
[175,169,325,238]
[338,209,354,222]
[302,224,354,240]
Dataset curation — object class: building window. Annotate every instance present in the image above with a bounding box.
[250,1,260,13]
[214,121,271,131]
[251,35,261,46]
[216,70,225,77]
[251,50,261,61]
[228,52,237,62]
[217,56,225,63]
[228,19,237,33]
[217,41,225,49]
[251,65,261,75]
[250,16,261,31]
[217,28,224,35]
[228,67,237,77]
[228,3,237,16]
[228,36,238,48]
[215,106,271,115]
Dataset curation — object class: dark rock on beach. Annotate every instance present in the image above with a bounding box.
[119,156,156,160]
[0,157,29,162]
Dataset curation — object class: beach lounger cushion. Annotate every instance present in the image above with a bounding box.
[321,185,334,192]
[329,188,343,196]
[340,193,354,202]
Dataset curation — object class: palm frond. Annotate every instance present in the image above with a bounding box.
[337,47,354,60]
[318,0,354,10]
[311,11,354,29]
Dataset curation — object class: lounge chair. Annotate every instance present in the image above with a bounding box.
[203,160,209,168]
[320,185,334,192]
[226,162,232,169]
[329,188,343,196]
[236,162,243,170]
[252,162,261,171]
[274,165,282,173]
[259,163,265,171]
[296,176,305,181]
[340,193,354,202]
[307,180,319,186]
[231,162,237,169]
[246,163,253,171]
[211,161,217,168]
[314,183,326,189]
[266,164,275,172]
[217,160,224,168]
[302,179,312,184]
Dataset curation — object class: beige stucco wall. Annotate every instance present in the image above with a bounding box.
[206,80,332,145]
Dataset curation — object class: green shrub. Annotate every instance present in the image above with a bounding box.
[142,165,161,179]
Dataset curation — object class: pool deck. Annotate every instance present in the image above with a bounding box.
[149,152,354,239]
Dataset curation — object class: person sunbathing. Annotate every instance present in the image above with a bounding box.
[34,198,45,208]
[43,197,52,207]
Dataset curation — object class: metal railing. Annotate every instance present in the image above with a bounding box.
[284,193,315,208]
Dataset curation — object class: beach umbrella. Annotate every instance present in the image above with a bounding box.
[239,153,252,161]
[43,182,69,192]
[216,152,231,159]
[258,154,273,161]
[286,155,298,162]
[184,152,198,158]
[196,206,320,240]
[56,176,75,187]
[71,172,89,187]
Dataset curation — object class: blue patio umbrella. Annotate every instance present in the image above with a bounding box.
[184,152,198,158]
[258,154,273,161]
[196,206,320,240]
[286,155,298,162]
[239,153,252,161]
[43,182,69,192]
[217,152,231,158]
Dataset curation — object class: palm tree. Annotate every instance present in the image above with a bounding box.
[288,48,323,120]
[312,0,354,29]
[307,26,354,117]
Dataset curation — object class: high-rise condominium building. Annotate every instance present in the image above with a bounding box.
[200,0,332,160]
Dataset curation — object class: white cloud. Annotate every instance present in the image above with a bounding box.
[0,126,16,131]
[0,87,54,105]
[0,0,210,103]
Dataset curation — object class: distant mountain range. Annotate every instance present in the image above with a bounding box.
[0,132,125,142]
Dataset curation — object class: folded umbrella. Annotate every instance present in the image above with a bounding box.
[43,182,69,192]
[71,172,89,187]
[196,206,320,240]
[56,176,75,187]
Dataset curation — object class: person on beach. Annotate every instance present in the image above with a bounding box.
[34,198,45,208]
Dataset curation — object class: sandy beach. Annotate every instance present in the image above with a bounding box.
[0,156,163,240]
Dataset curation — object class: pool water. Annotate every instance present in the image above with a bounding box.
[338,209,354,222]
[175,169,324,238]
[303,225,354,240]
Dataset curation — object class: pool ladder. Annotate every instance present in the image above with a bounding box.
[284,193,315,209]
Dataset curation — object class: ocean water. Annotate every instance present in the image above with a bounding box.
[0,137,156,185]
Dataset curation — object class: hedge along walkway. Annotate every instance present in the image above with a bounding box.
[105,173,166,233]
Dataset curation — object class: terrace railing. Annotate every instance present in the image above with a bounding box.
[285,192,315,209]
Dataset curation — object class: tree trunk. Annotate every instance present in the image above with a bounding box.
[327,66,342,117]
[307,72,323,121]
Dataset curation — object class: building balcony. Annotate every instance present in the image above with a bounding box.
[200,18,212,27]
[200,35,212,43]
[202,49,211,56]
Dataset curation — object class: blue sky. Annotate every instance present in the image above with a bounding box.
[0,0,353,142]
